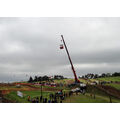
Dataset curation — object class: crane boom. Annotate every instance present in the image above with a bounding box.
[61,35,79,83]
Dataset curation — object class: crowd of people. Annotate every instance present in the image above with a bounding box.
[27,90,77,103]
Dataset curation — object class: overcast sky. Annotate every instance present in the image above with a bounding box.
[0,17,120,82]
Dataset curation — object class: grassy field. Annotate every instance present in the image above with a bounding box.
[4,90,54,103]
[54,78,87,84]
[63,84,120,103]
[2,77,120,103]
[106,83,120,91]
[63,93,120,103]
[97,77,120,82]
[97,77,120,91]
[0,85,31,91]
[4,91,29,103]
[4,84,120,103]
[54,79,74,84]
[86,85,120,103]
[63,93,108,103]
[22,90,54,99]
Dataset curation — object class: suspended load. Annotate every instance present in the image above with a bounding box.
[60,44,64,49]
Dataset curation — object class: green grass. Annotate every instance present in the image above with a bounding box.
[86,85,120,103]
[63,93,109,103]
[87,85,107,97]
[63,92,120,103]
[3,85,105,103]
[97,77,120,82]
[54,79,74,84]
[54,78,87,84]
[4,91,29,103]
[4,90,54,103]
[79,79,88,83]
[106,83,120,91]
[4,86,120,103]
[3,78,120,103]
[0,85,31,90]
[22,90,54,99]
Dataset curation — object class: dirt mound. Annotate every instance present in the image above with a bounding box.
[43,87,61,92]
[97,85,120,99]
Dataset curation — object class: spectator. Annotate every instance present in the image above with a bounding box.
[36,97,39,103]
[45,98,47,103]
[27,96,31,101]
[40,96,43,103]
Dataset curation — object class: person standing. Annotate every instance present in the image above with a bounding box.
[27,96,31,101]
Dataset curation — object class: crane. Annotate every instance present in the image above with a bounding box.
[60,35,80,83]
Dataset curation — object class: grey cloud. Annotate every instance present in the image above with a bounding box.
[0,17,120,82]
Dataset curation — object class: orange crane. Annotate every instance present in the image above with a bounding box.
[60,35,80,83]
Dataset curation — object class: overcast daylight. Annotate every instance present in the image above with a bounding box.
[0,17,120,82]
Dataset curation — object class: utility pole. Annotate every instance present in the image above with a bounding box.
[40,79,42,102]
[41,82,42,97]
[61,35,79,83]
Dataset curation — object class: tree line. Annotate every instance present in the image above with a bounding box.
[28,75,65,83]
[79,72,120,79]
